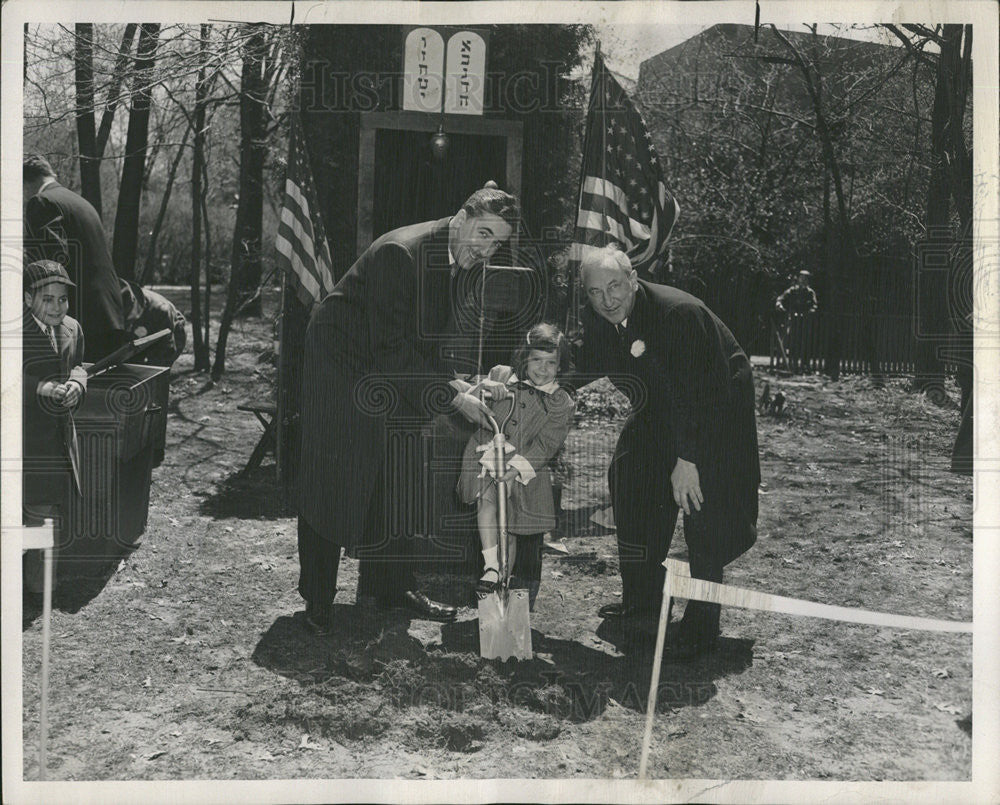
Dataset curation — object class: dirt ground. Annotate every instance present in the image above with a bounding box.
[20,288,972,782]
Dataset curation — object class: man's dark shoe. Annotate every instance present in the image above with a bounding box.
[304,601,332,634]
[598,601,657,620]
[400,590,457,621]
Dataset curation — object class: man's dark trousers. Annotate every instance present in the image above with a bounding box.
[608,416,723,629]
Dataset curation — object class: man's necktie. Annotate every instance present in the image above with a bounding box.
[615,323,628,351]
[46,324,58,352]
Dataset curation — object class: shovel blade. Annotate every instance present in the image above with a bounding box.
[478,589,532,661]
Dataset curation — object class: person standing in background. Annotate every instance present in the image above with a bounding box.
[775,269,818,373]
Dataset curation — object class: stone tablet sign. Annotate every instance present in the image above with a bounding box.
[444,31,487,115]
[402,27,445,113]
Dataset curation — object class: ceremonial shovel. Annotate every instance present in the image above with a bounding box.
[473,400,532,661]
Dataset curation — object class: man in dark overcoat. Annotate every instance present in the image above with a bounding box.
[23,154,127,362]
[573,245,760,659]
[296,185,520,632]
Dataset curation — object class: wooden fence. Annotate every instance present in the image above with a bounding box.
[769,312,923,375]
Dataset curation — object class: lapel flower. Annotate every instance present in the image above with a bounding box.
[630,339,646,358]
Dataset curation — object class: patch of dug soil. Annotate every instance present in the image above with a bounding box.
[413,712,486,753]
[233,686,390,745]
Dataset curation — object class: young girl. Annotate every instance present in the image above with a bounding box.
[454,323,575,604]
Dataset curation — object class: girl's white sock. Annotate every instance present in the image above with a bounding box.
[481,546,499,573]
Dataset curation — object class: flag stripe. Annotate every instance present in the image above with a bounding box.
[275,119,336,310]
[579,179,653,241]
[278,186,321,276]
[582,176,631,222]
[576,210,633,248]
[573,53,679,277]
[577,193,634,241]
[276,228,324,302]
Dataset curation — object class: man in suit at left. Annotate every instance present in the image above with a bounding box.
[22,260,88,595]
[23,154,126,362]
[296,184,520,633]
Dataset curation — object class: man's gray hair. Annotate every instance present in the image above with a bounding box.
[580,243,632,276]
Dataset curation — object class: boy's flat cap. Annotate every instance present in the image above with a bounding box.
[24,260,75,291]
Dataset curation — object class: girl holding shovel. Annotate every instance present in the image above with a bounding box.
[452,323,575,608]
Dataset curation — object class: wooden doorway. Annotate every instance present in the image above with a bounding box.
[357,111,523,256]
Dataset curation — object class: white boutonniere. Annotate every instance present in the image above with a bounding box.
[630,339,646,358]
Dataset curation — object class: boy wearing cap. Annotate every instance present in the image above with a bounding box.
[22,259,87,594]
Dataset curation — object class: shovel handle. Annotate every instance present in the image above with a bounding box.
[494,432,510,587]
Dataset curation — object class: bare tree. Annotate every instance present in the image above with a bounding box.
[910,24,972,394]
[189,23,212,371]
[212,25,283,378]
[95,24,139,159]
[73,24,102,215]
[112,23,160,282]
[140,124,191,283]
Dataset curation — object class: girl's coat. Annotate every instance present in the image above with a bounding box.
[456,365,575,534]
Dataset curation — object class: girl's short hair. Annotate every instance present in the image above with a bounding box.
[512,322,571,376]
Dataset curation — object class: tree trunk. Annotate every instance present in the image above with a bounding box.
[212,27,269,380]
[947,25,973,235]
[140,125,190,284]
[96,24,138,160]
[189,24,211,372]
[74,24,102,217]
[112,23,160,282]
[201,157,213,355]
[820,166,839,377]
[234,27,269,319]
[912,25,962,396]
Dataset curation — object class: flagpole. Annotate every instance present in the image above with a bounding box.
[567,40,603,335]
[598,43,608,248]
[276,3,296,500]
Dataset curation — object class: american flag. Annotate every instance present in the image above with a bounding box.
[574,53,680,277]
[276,116,336,309]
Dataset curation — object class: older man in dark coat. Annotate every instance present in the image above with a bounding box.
[296,185,520,632]
[573,245,760,659]
[23,154,127,362]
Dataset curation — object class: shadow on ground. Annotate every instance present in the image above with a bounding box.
[554,503,616,540]
[197,464,289,520]
[241,599,755,752]
[23,552,132,628]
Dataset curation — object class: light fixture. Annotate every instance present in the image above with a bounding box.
[430,124,449,161]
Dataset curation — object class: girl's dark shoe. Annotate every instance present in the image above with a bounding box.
[476,567,500,596]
